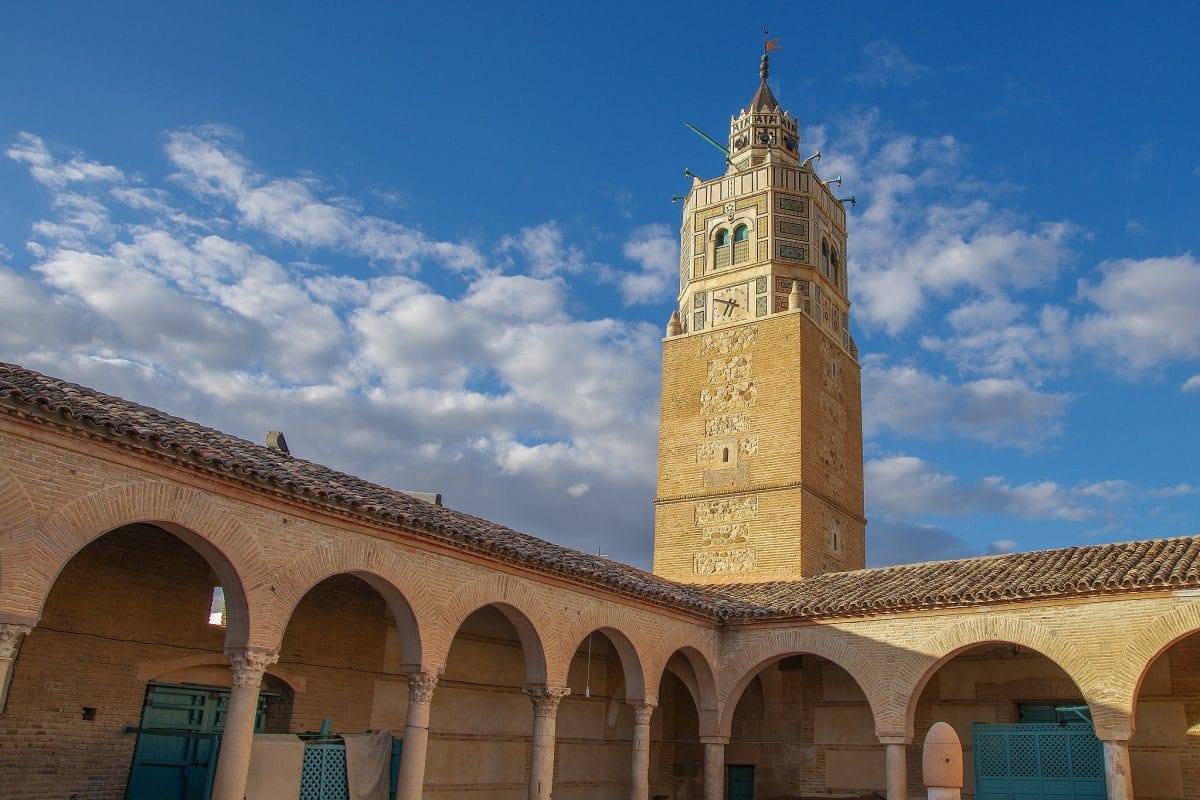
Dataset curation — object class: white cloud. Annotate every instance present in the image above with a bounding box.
[1184,375,1200,393]
[1149,484,1200,498]
[617,223,677,305]
[6,132,124,190]
[165,127,484,273]
[865,455,1101,522]
[867,518,972,567]
[850,39,930,87]
[498,221,588,277]
[863,358,1070,449]
[1074,255,1200,372]
[821,114,1080,336]
[3,128,665,566]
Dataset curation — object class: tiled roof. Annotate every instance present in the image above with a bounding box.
[0,362,744,618]
[3,361,1199,623]
[710,537,1200,620]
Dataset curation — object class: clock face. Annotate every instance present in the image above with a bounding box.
[712,283,750,325]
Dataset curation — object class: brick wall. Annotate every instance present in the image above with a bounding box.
[0,524,226,799]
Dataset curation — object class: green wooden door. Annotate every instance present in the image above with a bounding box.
[972,722,1106,800]
[727,764,754,800]
[125,683,267,800]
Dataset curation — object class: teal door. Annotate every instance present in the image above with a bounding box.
[727,764,754,800]
[972,723,1106,800]
[125,684,267,800]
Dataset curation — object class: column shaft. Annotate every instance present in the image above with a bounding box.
[210,647,278,800]
[628,702,655,800]
[1102,740,1134,800]
[701,738,725,800]
[525,685,570,800]
[884,741,907,800]
[396,672,437,800]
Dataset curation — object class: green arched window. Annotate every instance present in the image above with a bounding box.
[714,228,731,268]
[732,224,750,263]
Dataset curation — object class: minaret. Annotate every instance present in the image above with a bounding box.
[652,48,865,584]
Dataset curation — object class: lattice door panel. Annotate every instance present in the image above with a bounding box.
[972,723,1105,800]
[300,743,349,800]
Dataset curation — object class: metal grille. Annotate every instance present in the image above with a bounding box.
[300,743,349,800]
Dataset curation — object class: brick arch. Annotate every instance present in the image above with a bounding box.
[5,480,272,649]
[263,538,433,671]
[134,652,308,693]
[432,575,553,685]
[1112,603,1200,726]
[717,628,884,739]
[895,615,1115,740]
[554,611,648,702]
[642,632,720,709]
[646,644,720,736]
[0,462,39,624]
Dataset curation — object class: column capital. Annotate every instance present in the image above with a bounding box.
[225,646,279,688]
[628,700,657,726]
[699,735,729,746]
[879,735,912,745]
[0,624,32,659]
[524,684,571,717]
[406,671,438,704]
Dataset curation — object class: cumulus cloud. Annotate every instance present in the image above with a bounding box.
[3,129,663,565]
[1074,255,1200,372]
[819,114,1080,337]
[498,221,589,277]
[865,455,1102,522]
[166,127,484,273]
[6,132,124,190]
[863,358,1070,449]
[616,223,677,305]
[1184,375,1200,393]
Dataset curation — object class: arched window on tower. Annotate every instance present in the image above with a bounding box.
[732,224,750,263]
[821,239,831,278]
[830,248,840,289]
[714,228,731,269]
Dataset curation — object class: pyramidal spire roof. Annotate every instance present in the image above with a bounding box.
[748,51,781,112]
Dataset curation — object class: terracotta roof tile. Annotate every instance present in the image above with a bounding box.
[707,537,1200,620]
[3,361,1199,623]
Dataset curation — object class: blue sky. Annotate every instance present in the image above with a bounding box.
[2,2,1197,569]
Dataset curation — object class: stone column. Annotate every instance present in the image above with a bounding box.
[700,736,727,800]
[524,684,570,800]
[0,624,32,715]
[628,701,655,800]
[1101,739,1134,800]
[395,672,437,800]
[211,647,278,800]
[880,737,908,800]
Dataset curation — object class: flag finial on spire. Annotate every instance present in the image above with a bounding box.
[762,28,782,81]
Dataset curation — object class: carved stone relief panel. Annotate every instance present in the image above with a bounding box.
[695,496,759,525]
[705,413,751,437]
[700,382,757,414]
[701,523,749,547]
[701,326,758,356]
[694,548,757,575]
[707,355,753,384]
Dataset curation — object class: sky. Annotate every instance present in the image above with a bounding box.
[1,2,1198,570]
